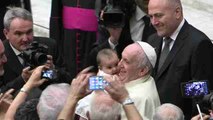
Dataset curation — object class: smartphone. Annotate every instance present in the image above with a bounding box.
[41,69,57,80]
[89,76,109,90]
[181,80,209,98]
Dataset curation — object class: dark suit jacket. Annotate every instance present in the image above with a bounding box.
[97,16,156,44]
[0,37,71,93]
[147,21,213,118]
[141,16,156,42]
[0,0,31,40]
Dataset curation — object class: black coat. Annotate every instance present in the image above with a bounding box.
[0,37,71,93]
[0,0,31,40]
[147,21,213,118]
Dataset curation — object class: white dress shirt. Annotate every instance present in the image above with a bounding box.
[130,6,146,42]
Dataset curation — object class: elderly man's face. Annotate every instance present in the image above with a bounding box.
[0,41,7,76]
[118,44,142,83]
[148,0,182,37]
[4,18,33,51]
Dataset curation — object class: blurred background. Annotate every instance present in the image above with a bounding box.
[31,0,213,41]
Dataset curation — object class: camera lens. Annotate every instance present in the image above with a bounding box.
[34,53,47,65]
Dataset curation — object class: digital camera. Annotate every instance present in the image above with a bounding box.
[20,41,48,68]
[102,6,125,28]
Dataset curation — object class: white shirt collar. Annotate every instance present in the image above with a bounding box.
[9,43,22,56]
[135,6,146,21]
[168,19,185,41]
[108,38,118,50]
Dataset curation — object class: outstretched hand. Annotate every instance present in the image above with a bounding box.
[104,75,129,103]
[0,89,14,104]
[23,65,48,90]
[69,66,95,101]
[0,89,14,112]
[191,114,210,120]
[21,66,33,82]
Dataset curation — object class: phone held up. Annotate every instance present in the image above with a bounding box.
[41,69,58,81]
[181,80,209,98]
[89,76,109,90]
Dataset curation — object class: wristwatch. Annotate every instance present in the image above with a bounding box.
[122,97,134,105]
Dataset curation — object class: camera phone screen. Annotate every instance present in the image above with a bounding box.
[89,76,109,90]
[42,70,53,79]
[184,81,209,97]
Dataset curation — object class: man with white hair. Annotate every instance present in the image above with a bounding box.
[115,41,160,120]
[37,83,70,120]
[89,91,121,120]
[153,103,185,120]
[76,41,160,120]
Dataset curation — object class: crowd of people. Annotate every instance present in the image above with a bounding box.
[0,0,213,120]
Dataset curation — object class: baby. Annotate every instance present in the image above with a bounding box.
[96,48,120,76]
[75,49,120,119]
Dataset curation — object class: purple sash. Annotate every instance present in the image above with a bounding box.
[63,6,98,31]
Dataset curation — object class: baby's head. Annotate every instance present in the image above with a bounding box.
[97,49,119,75]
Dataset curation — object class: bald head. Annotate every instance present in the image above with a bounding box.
[148,0,183,37]
[153,103,184,120]
[149,0,181,6]
[89,91,121,120]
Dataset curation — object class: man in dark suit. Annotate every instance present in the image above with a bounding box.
[0,0,31,40]
[147,0,213,119]
[130,0,156,42]
[97,0,156,44]
[85,26,128,72]
[0,7,71,94]
[84,5,133,71]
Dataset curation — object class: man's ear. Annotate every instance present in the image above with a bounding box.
[175,6,182,19]
[3,29,9,39]
[139,66,149,76]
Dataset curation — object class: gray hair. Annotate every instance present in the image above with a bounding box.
[37,83,70,120]
[153,103,184,120]
[135,43,153,74]
[90,92,121,120]
[4,7,32,30]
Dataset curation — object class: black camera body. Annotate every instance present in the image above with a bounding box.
[100,0,136,28]
[20,41,48,68]
[102,5,125,28]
